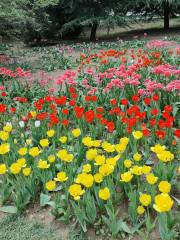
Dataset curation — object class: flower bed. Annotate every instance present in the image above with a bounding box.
[0,39,179,239]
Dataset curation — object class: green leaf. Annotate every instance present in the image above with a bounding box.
[131,220,145,234]
[71,200,87,232]
[119,220,132,234]
[48,201,55,208]
[172,102,180,117]
[0,206,18,214]
[102,207,125,236]
[40,193,51,207]
[157,213,175,240]
[85,193,96,224]
[102,215,111,227]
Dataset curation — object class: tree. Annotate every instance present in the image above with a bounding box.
[21,0,84,42]
[59,0,125,41]
[0,0,60,41]
[1,0,179,43]
[149,0,179,30]
[163,1,170,29]
[155,0,180,30]
[0,0,23,38]
[122,0,180,30]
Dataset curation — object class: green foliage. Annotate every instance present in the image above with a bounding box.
[128,191,138,224]
[84,192,97,224]
[40,47,72,71]
[102,201,132,236]
[0,0,127,42]
[0,206,18,214]
[0,181,12,205]
[158,213,179,240]
[0,0,23,38]
[4,79,49,101]
[40,193,55,207]
[68,226,87,240]
[52,194,71,223]
[71,200,88,232]
[123,0,180,19]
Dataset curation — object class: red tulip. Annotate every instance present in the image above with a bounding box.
[174,129,180,138]
[152,94,159,101]
[0,104,6,113]
[84,110,94,123]
[155,130,166,139]
[144,98,151,105]
[121,99,128,105]
[62,119,69,126]
[131,95,139,102]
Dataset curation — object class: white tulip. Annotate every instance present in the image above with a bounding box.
[35,120,41,127]
[19,121,25,128]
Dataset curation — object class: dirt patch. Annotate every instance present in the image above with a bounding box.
[26,204,69,240]
[0,202,162,240]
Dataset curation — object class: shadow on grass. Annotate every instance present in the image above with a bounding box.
[22,19,180,47]
[98,25,180,41]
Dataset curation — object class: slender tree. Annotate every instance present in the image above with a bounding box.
[122,0,180,30]
[162,1,171,29]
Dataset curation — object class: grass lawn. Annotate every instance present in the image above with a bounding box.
[82,18,180,40]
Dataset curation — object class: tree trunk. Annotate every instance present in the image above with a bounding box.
[90,21,98,41]
[164,0,170,30]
